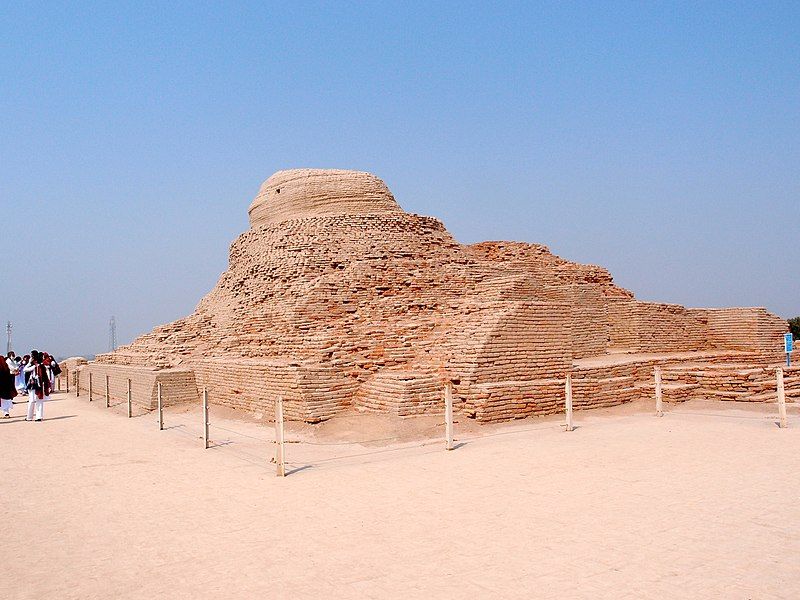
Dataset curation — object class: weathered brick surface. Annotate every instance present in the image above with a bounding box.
[75,363,198,409]
[87,169,788,422]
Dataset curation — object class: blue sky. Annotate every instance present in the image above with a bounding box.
[1,1,798,358]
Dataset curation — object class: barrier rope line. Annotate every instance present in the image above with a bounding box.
[208,422,271,443]
[67,371,795,480]
[295,435,407,447]
[148,403,460,472]
[155,413,278,471]
[297,438,445,467]
[666,411,778,421]
[289,421,445,447]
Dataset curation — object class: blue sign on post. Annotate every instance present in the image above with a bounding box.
[785,333,794,366]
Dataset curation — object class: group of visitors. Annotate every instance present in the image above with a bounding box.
[0,351,61,421]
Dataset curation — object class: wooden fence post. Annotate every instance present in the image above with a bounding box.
[565,373,574,432]
[126,379,132,418]
[777,368,788,429]
[203,387,209,449]
[88,372,93,402]
[157,382,164,431]
[445,381,454,450]
[655,367,663,417]
[105,375,110,408]
[57,376,61,392]
[76,371,80,397]
[275,397,286,477]
[66,373,69,393]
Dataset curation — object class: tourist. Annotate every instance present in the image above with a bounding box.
[50,356,61,389]
[15,355,28,395]
[43,352,54,389]
[6,352,19,383]
[24,351,50,422]
[0,357,16,418]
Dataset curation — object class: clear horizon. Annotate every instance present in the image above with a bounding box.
[1,1,798,358]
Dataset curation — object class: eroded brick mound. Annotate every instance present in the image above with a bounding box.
[93,168,788,422]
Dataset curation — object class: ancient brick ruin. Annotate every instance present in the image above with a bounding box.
[79,169,795,421]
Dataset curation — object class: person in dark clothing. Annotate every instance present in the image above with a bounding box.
[0,358,17,417]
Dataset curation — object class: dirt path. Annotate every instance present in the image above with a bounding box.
[2,392,798,599]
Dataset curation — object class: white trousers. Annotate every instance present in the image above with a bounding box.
[27,391,45,421]
[0,397,12,416]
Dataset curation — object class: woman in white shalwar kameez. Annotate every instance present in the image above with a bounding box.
[24,352,49,422]
[14,357,26,394]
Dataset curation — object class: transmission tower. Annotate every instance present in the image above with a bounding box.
[5,321,11,354]
[109,316,117,352]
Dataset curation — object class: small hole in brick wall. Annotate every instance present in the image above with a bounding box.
[275,188,280,194]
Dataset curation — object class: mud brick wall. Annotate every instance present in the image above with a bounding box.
[446,301,572,386]
[76,363,198,409]
[607,299,638,350]
[465,379,564,422]
[60,357,88,390]
[355,370,442,416]
[572,375,640,409]
[190,358,357,422]
[608,301,707,352]
[571,362,645,411]
[565,284,609,358]
[631,302,707,352]
[465,372,640,423]
[690,307,788,355]
[661,364,800,402]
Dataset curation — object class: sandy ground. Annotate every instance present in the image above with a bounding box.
[2,392,799,599]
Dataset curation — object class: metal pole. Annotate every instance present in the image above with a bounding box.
[88,372,93,402]
[157,382,163,431]
[76,371,80,397]
[203,387,209,449]
[57,376,61,392]
[444,381,454,450]
[777,368,788,429]
[105,375,110,408]
[66,373,69,393]
[126,378,132,418]
[655,367,663,417]
[565,373,574,432]
[275,397,286,477]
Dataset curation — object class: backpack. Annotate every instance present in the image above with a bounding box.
[27,368,40,392]
[51,361,62,376]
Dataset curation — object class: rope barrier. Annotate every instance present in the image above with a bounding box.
[151,401,456,472]
[167,424,203,440]
[295,436,405,447]
[288,420,443,447]
[208,422,271,443]
[665,411,777,422]
[293,438,446,469]
[71,371,793,481]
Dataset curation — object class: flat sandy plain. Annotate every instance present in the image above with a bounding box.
[2,391,798,599]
